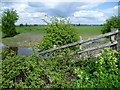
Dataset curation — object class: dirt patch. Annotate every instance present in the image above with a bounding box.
[3,33,44,47]
[14,33,43,39]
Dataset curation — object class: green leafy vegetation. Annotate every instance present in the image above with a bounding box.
[38,16,79,51]
[101,16,120,34]
[2,9,19,37]
[2,48,120,88]
[70,48,120,88]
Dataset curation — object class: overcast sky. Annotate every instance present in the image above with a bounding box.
[1,0,120,25]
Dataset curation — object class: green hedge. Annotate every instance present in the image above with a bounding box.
[2,48,120,88]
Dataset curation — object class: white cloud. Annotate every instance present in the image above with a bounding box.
[74,10,104,18]
[17,14,46,25]
[2,3,29,13]
[2,2,48,24]
[19,12,47,18]
[69,16,104,24]
[72,10,107,24]
[17,12,47,24]
[76,1,105,9]
[102,5,119,15]
[2,1,118,25]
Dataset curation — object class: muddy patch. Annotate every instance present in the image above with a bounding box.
[2,33,43,47]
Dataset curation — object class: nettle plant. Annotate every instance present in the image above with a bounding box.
[38,15,79,52]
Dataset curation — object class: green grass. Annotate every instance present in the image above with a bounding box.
[3,37,30,43]
[16,25,103,40]
[0,26,2,42]
[1,25,103,47]
[2,37,31,47]
[16,25,46,34]
[74,25,103,39]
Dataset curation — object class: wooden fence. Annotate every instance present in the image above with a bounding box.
[38,28,120,56]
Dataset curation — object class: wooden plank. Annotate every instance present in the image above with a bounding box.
[38,30,119,55]
[117,29,120,51]
[72,41,118,55]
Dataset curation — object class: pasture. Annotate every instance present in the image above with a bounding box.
[2,25,103,47]
[75,25,103,39]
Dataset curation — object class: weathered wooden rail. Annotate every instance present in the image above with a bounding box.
[38,28,120,55]
[3,29,120,65]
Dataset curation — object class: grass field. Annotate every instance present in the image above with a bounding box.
[17,25,103,39]
[16,25,103,39]
[1,25,103,47]
[0,26,2,42]
[16,25,46,34]
[74,25,103,39]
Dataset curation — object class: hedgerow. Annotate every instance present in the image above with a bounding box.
[2,48,120,88]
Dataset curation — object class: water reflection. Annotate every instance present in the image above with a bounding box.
[2,46,34,57]
[1,38,106,57]
[14,47,32,56]
[17,47,33,56]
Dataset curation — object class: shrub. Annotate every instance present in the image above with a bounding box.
[101,16,120,34]
[2,50,75,88]
[19,24,24,27]
[38,16,79,51]
[2,48,120,88]
[70,48,120,88]
[2,9,18,37]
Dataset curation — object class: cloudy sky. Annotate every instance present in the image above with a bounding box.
[1,0,120,25]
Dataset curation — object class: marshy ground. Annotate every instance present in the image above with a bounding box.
[2,33,43,47]
[1,25,103,47]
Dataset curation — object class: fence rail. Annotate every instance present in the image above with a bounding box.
[70,41,118,55]
[38,28,120,55]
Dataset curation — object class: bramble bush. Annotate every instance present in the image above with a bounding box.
[2,48,120,88]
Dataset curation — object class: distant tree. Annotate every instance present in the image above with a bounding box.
[19,24,24,27]
[77,23,81,26]
[0,16,1,24]
[34,24,38,26]
[25,23,28,26]
[2,9,19,37]
[101,16,120,34]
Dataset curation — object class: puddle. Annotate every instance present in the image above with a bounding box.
[0,38,106,57]
[81,38,106,46]
[1,42,40,57]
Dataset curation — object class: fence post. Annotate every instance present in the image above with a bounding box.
[53,45,56,55]
[110,28,119,50]
[53,45,56,49]
[79,36,83,50]
[79,36,83,58]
